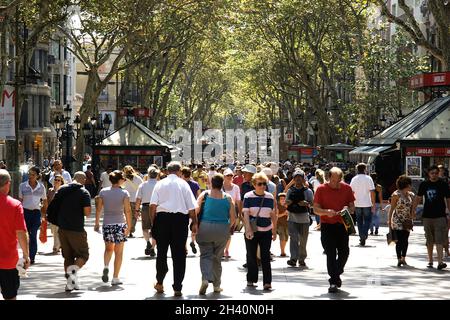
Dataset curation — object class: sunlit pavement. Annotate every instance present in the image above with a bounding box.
[18,211,450,300]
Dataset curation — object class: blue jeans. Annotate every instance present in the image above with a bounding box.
[356,207,372,242]
[370,204,381,233]
[24,209,41,261]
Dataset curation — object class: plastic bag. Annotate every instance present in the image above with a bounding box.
[39,220,48,243]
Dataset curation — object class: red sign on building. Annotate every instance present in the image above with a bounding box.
[118,108,153,117]
[405,147,450,157]
[95,149,162,155]
[409,72,450,90]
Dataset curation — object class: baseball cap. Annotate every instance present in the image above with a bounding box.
[223,168,233,176]
[293,170,305,179]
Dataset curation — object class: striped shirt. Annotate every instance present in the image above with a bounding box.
[243,191,274,232]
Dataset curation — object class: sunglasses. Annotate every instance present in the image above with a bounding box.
[54,179,62,182]
[256,182,267,186]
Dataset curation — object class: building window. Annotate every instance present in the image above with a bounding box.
[53,74,60,105]
[63,75,67,105]
[19,100,28,129]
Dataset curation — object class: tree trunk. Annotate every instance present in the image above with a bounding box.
[74,71,103,169]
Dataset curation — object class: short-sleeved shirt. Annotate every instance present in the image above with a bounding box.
[350,174,375,207]
[240,181,254,200]
[57,183,91,232]
[417,180,450,218]
[100,171,112,189]
[314,182,355,224]
[187,180,200,199]
[233,175,244,188]
[223,183,241,203]
[123,175,143,203]
[135,179,158,203]
[193,171,208,190]
[243,191,274,232]
[150,174,198,214]
[0,194,27,269]
[19,181,47,210]
[99,187,130,225]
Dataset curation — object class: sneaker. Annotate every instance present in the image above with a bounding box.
[154,283,164,293]
[190,242,197,254]
[263,284,272,291]
[328,284,338,293]
[174,290,182,297]
[149,247,156,257]
[102,267,109,283]
[287,259,297,267]
[247,282,256,287]
[66,276,75,291]
[437,262,447,270]
[65,284,73,292]
[111,278,123,285]
[199,280,208,295]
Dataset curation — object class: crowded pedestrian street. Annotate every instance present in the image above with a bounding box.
[15,213,450,300]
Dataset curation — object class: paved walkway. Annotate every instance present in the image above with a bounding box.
[17,215,450,300]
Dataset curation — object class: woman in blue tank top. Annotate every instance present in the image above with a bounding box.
[196,173,236,295]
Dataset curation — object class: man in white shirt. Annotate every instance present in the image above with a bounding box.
[135,167,160,257]
[150,161,198,297]
[49,160,72,186]
[350,163,376,246]
[98,165,113,191]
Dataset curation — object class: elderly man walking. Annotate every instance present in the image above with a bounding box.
[150,162,198,297]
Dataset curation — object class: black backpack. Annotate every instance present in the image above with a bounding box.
[287,186,308,214]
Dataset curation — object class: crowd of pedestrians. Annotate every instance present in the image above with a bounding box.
[0,157,449,299]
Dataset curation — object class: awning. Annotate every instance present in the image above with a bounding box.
[349,145,392,156]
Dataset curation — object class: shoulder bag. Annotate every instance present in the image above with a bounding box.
[250,195,265,233]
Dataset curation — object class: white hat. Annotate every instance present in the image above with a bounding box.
[223,168,233,176]
[242,164,257,174]
[262,167,273,177]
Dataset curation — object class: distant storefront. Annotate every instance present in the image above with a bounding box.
[323,143,355,162]
[350,96,450,197]
[95,120,176,173]
[288,144,315,163]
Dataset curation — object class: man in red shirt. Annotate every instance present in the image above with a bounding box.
[314,167,355,293]
[0,169,30,300]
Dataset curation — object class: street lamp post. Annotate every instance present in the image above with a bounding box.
[53,104,81,174]
[82,113,111,183]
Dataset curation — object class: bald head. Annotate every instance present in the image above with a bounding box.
[0,169,11,194]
